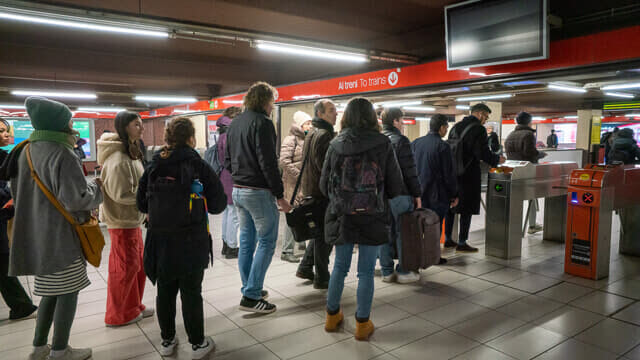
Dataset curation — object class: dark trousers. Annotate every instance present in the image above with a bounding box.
[0,253,36,318]
[298,235,333,283]
[156,269,205,345]
[444,210,473,245]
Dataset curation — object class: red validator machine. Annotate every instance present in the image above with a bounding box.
[565,165,640,279]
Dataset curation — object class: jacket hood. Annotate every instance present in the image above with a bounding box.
[289,111,311,138]
[152,145,201,165]
[216,116,232,127]
[331,128,389,155]
[97,132,125,165]
[618,128,634,139]
[382,124,401,134]
[515,124,536,132]
[312,117,335,134]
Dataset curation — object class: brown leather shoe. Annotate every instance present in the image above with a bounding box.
[354,319,375,341]
[325,310,344,332]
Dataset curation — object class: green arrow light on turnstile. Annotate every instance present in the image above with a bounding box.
[495,184,504,192]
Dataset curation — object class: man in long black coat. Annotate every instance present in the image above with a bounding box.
[445,104,504,252]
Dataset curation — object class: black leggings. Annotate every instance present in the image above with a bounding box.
[33,292,79,351]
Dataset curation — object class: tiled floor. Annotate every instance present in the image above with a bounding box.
[1,210,640,360]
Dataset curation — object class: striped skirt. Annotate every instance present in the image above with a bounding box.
[34,257,91,296]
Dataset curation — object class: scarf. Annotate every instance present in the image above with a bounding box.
[29,130,76,150]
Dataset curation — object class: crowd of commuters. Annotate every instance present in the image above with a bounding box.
[0,81,585,359]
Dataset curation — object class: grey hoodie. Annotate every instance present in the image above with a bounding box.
[9,141,102,276]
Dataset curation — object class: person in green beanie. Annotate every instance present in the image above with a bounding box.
[8,97,103,360]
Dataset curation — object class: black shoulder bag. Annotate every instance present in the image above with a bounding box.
[284,148,325,242]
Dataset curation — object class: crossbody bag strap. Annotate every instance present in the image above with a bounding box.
[25,144,78,226]
[290,143,311,205]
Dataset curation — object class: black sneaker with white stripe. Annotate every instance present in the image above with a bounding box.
[239,296,276,314]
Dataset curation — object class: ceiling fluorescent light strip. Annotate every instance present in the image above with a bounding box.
[135,95,197,103]
[627,113,640,117]
[604,92,635,99]
[255,41,367,63]
[77,107,126,112]
[11,90,97,99]
[532,116,546,121]
[0,11,168,38]
[414,117,430,121]
[602,83,640,90]
[402,106,436,112]
[376,101,422,107]
[548,84,586,93]
[0,104,26,109]
[456,94,512,102]
[564,115,578,119]
[456,105,470,110]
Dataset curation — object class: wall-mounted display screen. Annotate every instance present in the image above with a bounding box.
[0,119,94,160]
[445,0,548,69]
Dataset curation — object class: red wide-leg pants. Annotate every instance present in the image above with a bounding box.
[105,228,146,325]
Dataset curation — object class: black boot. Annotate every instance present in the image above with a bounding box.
[221,242,229,256]
[225,247,239,259]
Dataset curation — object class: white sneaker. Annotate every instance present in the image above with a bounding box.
[142,307,155,318]
[397,272,420,284]
[106,312,143,327]
[28,345,50,360]
[527,224,543,234]
[159,338,178,356]
[382,273,396,283]
[46,346,91,360]
[191,336,215,360]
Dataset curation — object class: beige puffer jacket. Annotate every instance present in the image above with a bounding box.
[280,111,311,205]
[97,132,145,229]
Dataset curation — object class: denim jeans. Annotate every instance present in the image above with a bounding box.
[232,188,280,300]
[221,204,239,248]
[327,243,378,320]
[282,226,295,255]
[378,195,414,276]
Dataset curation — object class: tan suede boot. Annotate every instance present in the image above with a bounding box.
[325,310,344,332]
[354,319,375,341]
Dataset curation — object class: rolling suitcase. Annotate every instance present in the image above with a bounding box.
[400,208,441,271]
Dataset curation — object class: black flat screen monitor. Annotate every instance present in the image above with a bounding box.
[445,0,548,70]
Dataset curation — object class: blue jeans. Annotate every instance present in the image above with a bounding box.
[232,188,280,300]
[378,195,414,276]
[221,204,239,248]
[327,243,378,320]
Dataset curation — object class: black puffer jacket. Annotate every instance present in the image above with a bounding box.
[137,146,227,283]
[382,125,421,197]
[224,109,284,199]
[320,128,404,246]
[0,150,12,255]
[609,128,640,164]
[504,125,545,163]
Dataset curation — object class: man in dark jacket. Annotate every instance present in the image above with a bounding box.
[546,130,558,148]
[446,103,504,252]
[224,82,291,313]
[609,128,640,164]
[378,107,422,284]
[412,114,458,220]
[504,112,546,234]
[487,125,501,155]
[296,99,337,289]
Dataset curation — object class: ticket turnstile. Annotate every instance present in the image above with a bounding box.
[564,165,640,280]
[486,161,578,259]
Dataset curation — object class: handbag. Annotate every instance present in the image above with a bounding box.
[25,144,105,267]
[285,147,325,242]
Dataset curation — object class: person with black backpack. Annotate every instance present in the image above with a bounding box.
[321,98,404,341]
[445,103,505,252]
[136,117,227,359]
[609,128,640,164]
[205,106,241,259]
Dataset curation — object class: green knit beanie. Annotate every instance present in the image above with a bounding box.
[25,96,73,131]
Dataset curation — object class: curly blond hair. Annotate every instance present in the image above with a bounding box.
[243,82,277,112]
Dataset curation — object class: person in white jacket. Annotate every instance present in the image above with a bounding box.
[98,111,153,327]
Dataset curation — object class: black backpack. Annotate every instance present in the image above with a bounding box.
[608,144,632,165]
[204,133,223,176]
[448,123,481,176]
[146,161,206,232]
[330,150,385,215]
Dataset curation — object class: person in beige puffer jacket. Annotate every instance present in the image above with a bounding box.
[98,111,153,327]
[279,111,312,262]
